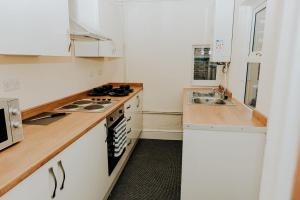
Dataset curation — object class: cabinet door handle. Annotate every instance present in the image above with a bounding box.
[57,161,66,190]
[49,167,57,199]
[126,105,131,109]
[127,128,132,134]
[137,95,140,108]
[127,116,132,122]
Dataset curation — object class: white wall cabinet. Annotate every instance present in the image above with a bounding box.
[70,0,124,57]
[0,0,70,56]
[210,0,235,62]
[2,120,108,200]
[181,128,266,200]
[125,91,143,149]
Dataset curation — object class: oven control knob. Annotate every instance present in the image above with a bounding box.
[10,109,19,116]
[110,117,114,121]
[12,122,21,128]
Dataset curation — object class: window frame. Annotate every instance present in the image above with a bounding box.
[248,2,267,63]
[244,62,261,109]
[191,45,222,86]
[243,1,266,109]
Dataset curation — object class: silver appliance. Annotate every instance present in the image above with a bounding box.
[0,98,24,151]
[57,98,116,113]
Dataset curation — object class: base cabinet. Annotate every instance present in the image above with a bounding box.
[1,161,53,200]
[181,129,266,200]
[2,120,108,200]
[125,91,143,149]
[54,120,109,200]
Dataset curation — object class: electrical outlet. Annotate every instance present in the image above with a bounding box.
[2,79,20,92]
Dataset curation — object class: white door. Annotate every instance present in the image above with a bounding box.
[135,91,143,136]
[1,160,56,200]
[181,129,266,200]
[0,0,70,56]
[55,120,109,200]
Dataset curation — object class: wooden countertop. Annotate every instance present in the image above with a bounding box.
[183,88,266,130]
[0,85,143,197]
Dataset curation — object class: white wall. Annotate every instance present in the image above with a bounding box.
[123,0,213,135]
[0,56,125,110]
[124,0,213,112]
[228,0,276,117]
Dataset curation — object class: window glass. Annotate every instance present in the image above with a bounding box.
[252,7,266,52]
[244,63,260,108]
[193,47,217,81]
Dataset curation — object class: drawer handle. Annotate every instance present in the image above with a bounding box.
[58,161,66,190]
[127,128,132,134]
[126,105,131,109]
[49,167,57,199]
[127,116,132,122]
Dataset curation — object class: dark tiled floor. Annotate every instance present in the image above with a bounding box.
[108,139,182,200]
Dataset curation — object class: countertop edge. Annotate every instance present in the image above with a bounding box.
[183,123,267,133]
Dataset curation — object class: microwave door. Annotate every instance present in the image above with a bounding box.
[0,106,13,150]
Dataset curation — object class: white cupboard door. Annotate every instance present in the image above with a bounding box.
[181,129,265,200]
[55,120,109,200]
[136,92,143,135]
[0,0,70,56]
[1,162,55,200]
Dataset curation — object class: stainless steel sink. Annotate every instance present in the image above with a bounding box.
[190,91,235,106]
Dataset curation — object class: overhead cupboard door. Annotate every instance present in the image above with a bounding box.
[0,0,70,56]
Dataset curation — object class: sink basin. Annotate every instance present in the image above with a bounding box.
[190,91,235,106]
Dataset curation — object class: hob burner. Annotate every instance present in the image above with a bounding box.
[73,100,93,105]
[84,105,105,111]
[61,104,79,110]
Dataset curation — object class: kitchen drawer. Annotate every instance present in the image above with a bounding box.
[125,98,135,113]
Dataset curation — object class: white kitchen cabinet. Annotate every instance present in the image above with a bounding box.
[2,120,108,200]
[125,91,143,149]
[181,128,266,200]
[210,0,235,62]
[55,120,109,200]
[0,0,70,56]
[1,161,55,200]
[70,0,124,57]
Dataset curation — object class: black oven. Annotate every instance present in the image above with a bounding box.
[106,106,127,175]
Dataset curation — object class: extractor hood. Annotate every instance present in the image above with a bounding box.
[69,18,112,41]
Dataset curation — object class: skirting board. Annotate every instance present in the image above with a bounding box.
[141,129,183,141]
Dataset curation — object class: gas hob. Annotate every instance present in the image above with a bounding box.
[57,98,117,113]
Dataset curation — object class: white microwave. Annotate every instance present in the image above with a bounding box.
[0,98,23,151]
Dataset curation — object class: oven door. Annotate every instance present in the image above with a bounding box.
[0,103,13,150]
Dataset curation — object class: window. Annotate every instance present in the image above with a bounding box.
[192,45,220,86]
[249,3,266,61]
[244,63,260,108]
[252,7,266,52]
[244,2,266,109]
